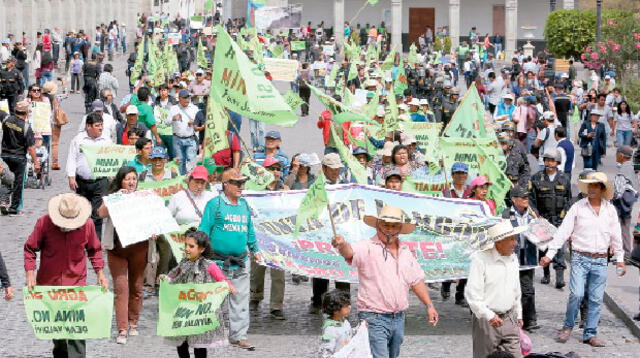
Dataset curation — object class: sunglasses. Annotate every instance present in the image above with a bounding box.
[227,179,246,187]
[265,166,281,172]
[31,88,41,92]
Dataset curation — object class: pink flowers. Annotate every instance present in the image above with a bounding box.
[612,44,621,52]
[607,40,614,46]
[634,33,640,40]
[590,52,600,60]
[636,43,640,50]
[581,53,587,61]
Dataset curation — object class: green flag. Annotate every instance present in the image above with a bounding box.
[212,25,297,126]
[130,36,146,85]
[368,0,379,6]
[197,37,209,69]
[366,90,380,119]
[408,43,418,66]
[157,281,230,337]
[146,39,159,80]
[477,144,511,214]
[330,125,368,184]
[202,93,230,159]
[204,0,214,11]
[165,223,200,262]
[308,84,379,127]
[347,61,358,82]
[327,64,339,87]
[442,83,490,139]
[381,49,395,71]
[24,286,114,339]
[241,160,275,191]
[291,41,306,51]
[283,90,305,109]
[393,65,408,95]
[293,173,329,235]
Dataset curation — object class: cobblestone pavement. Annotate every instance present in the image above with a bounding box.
[1,53,639,358]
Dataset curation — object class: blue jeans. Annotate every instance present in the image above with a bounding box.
[121,38,127,53]
[526,129,537,153]
[563,252,608,341]
[616,129,633,147]
[172,136,198,175]
[21,65,29,88]
[358,311,405,358]
[39,71,53,85]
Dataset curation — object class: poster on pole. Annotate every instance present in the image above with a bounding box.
[102,190,180,247]
[23,286,114,340]
[263,58,299,82]
[167,32,181,45]
[80,144,137,179]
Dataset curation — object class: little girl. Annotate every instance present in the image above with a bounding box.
[317,289,355,358]
[163,228,236,358]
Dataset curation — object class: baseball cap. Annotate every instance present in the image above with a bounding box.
[149,146,167,159]
[352,147,371,161]
[262,157,282,168]
[265,130,281,139]
[190,165,209,181]
[451,162,468,174]
[321,110,332,120]
[376,107,386,117]
[470,175,492,188]
[196,69,205,75]
[126,105,139,115]
[178,89,191,98]
[14,100,29,113]
[321,153,344,169]
[385,169,402,181]
[510,186,529,198]
[91,100,105,111]
[400,133,417,146]
[617,145,634,158]
[366,91,375,99]
[197,158,224,174]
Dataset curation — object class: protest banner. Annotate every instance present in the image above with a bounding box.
[322,45,335,57]
[334,323,373,358]
[103,190,180,247]
[439,137,506,174]
[157,281,230,337]
[212,25,298,127]
[264,58,299,82]
[138,176,187,203]
[241,160,274,191]
[165,222,200,262]
[24,286,113,340]
[30,101,53,135]
[243,184,504,283]
[154,107,172,136]
[167,32,181,45]
[80,144,137,178]
[400,122,442,162]
[291,41,306,51]
[402,167,449,197]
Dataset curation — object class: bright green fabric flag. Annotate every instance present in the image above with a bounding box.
[283,90,305,109]
[271,44,284,59]
[138,176,187,203]
[442,83,490,138]
[381,50,395,71]
[24,286,114,339]
[249,34,264,64]
[347,62,358,82]
[308,84,379,126]
[197,37,209,69]
[293,173,329,235]
[327,64,339,87]
[204,0,214,10]
[212,25,297,126]
[408,43,418,66]
[368,0,379,5]
[394,65,408,95]
[80,144,137,178]
[330,125,368,184]
[241,160,275,190]
[477,144,511,214]
[291,41,306,51]
[365,43,377,64]
[146,40,159,80]
[571,109,580,124]
[366,90,380,119]
[202,93,230,159]
[130,37,146,85]
[157,281,230,337]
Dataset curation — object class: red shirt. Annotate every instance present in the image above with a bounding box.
[213,130,241,168]
[24,215,104,286]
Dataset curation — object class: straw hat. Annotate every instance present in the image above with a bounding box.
[363,206,416,234]
[486,219,527,243]
[48,193,92,230]
[42,81,59,95]
[578,171,614,200]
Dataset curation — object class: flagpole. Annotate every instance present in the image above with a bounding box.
[349,0,371,25]
[226,114,255,158]
[326,203,338,236]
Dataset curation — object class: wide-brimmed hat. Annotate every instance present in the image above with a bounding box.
[578,172,614,200]
[48,193,92,230]
[42,81,58,94]
[486,219,527,242]
[363,205,416,234]
[221,168,248,183]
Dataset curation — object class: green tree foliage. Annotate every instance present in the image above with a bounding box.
[544,10,596,58]
[444,36,452,54]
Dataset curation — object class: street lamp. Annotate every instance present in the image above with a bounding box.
[596,0,602,42]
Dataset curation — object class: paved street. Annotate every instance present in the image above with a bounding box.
[1,53,640,358]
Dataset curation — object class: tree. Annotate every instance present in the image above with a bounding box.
[444,36,452,54]
[544,10,596,59]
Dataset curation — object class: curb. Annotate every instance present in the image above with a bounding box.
[603,290,640,340]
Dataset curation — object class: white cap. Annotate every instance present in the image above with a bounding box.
[419,98,429,106]
[126,105,139,115]
[398,113,410,121]
[408,98,421,106]
[376,107,386,117]
[543,111,556,121]
[604,75,611,79]
[401,133,417,145]
[502,93,514,101]
[398,104,409,112]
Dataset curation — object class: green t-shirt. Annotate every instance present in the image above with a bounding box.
[126,156,151,174]
[131,94,156,128]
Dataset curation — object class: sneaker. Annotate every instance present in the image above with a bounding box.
[230,340,255,350]
[523,323,540,331]
[270,309,285,320]
[116,331,127,345]
[634,313,640,321]
[128,325,139,336]
[8,210,23,217]
[249,300,260,312]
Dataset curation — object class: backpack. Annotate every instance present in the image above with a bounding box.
[41,50,53,66]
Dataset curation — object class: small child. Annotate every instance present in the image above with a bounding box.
[163,228,236,357]
[317,289,354,358]
[34,136,49,167]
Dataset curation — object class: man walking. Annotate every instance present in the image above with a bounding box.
[332,205,439,358]
[465,220,526,358]
[169,89,199,175]
[199,168,259,350]
[612,146,639,258]
[541,172,626,347]
[0,101,38,216]
[66,113,111,238]
[24,193,108,357]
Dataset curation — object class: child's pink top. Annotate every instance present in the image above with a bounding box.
[207,262,235,291]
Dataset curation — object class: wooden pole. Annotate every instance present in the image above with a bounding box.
[326,202,338,236]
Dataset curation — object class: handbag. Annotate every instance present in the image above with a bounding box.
[580,143,592,157]
[54,106,68,126]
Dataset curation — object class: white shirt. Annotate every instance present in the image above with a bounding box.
[167,189,218,225]
[66,131,112,180]
[464,248,522,320]
[545,198,624,263]
[0,46,10,62]
[77,113,118,142]
[537,125,557,165]
[168,103,199,138]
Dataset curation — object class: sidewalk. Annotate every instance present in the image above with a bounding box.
[604,264,640,338]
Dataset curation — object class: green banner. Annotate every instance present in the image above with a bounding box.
[241,160,274,191]
[402,168,449,197]
[439,137,506,175]
[202,94,230,159]
[197,37,209,69]
[130,36,146,85]
[138,176,187,203]
[330,125,368,184]
[283,90,305,109]
[291,41,306,51]
[155,107,172,136]
[212,25,298,127]
[157,281,230,337]
[80,144,137,178]
[477,144,511,214]
[442,83,491,139]
[165,222,200,262]
[24,286,113,340]
[400,122,442,162]
[294,174,328,235]
[408,43,418,66]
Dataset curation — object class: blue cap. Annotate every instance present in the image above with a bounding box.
[451,162,468,174]
[178,89,191,98]
[265,130,281,139]
[149,146,167,159]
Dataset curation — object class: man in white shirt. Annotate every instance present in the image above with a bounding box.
[465,220,525,358]
[534,112,558,168]
[169,90,199,175]
[486,72,502,114]
[66,112,112,238]
[77,100,118,142]
[541,172,626,347]
[0,40,10,62]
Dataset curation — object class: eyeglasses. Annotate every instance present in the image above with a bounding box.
[265,166,281,172]
[227,179,246,187]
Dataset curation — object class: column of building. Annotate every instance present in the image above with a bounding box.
[391,0,402,51]
[334,0,344,60]
[448,0,460,50]
[504,0,518,59]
